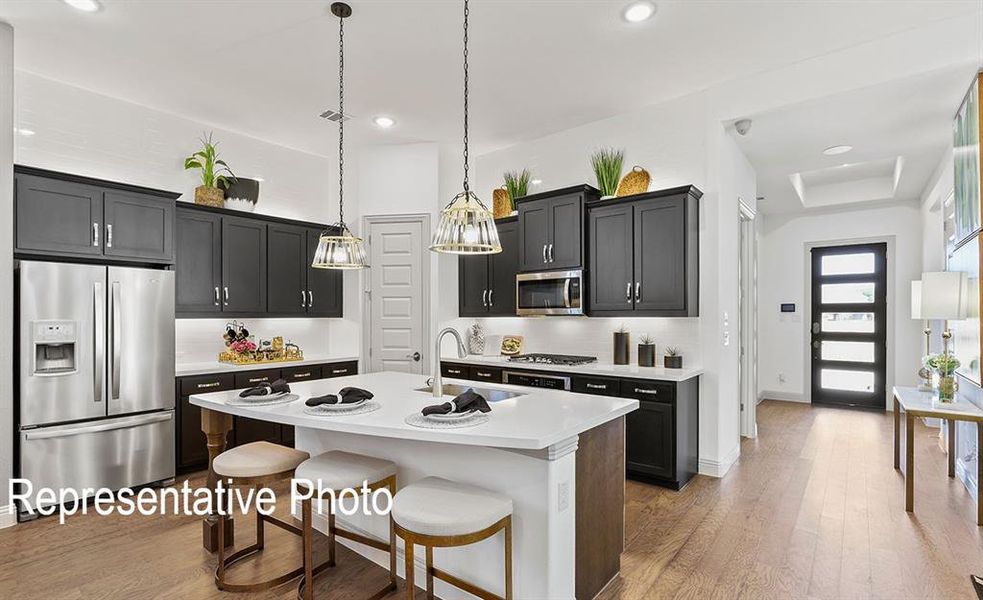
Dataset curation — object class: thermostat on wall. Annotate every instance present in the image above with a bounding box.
[780,303,796,313]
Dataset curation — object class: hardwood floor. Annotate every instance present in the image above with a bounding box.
[1,400,981,599]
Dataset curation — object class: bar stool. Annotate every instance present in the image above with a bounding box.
[295,450,399,600]
[212,441,311,593]
[392,477,513,600]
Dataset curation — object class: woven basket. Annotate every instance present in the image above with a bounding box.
[194,185,225,207]
[492,187,513,218]
[616,166,651,197]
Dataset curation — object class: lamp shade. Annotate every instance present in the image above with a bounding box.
[430,190,502,254]
[311,223,367,270]
[910,280,922,319]
[920,271,968,320]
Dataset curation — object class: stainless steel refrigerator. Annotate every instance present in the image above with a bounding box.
[17,261,175,520]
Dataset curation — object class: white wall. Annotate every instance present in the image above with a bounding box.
[757,203,924,405]
[12,71,360,361]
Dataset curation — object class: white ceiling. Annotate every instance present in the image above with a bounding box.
[735,64,980,214]
[2,0,980,159]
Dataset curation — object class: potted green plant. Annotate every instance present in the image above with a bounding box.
[591,147,624,198]
[613,323,630,365]
[638,334,656,367]
[664,347,682,369]
[184,132,235,207]
[925,352,960,403]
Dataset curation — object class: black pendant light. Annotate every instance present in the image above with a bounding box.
[430,0,502,254]
[312,1,368,269]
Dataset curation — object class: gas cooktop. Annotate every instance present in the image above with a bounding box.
[507,353,598,366]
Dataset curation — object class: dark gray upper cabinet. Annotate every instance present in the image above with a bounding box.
[587,185,701,317]
[14,167,178,263]
[222,216,267,313]
[15,174,104,258]
[305,228,343,318]
[516,185,598,273]
[175,208,222,314]
[103,190,174,263]
[267,223,307,315]
[458,217,517,317]
[488,219,519,315]
[588,204,633,312]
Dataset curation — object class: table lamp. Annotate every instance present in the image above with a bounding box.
[921,271,969,351]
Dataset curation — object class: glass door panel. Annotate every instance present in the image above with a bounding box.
[821,312,875,333]
[821,341,875,363]
[821,282,875,304]
[821,253,875,275]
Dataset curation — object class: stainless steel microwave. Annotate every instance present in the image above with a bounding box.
[516,270,583,316]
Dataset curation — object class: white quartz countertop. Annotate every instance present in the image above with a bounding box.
[190,371,638,450]
[176,355,359,377]
[442,354,703,382]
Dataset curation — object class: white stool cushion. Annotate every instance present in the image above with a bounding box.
[213,441,310,479]
[392,477,513,538]
[295,450,397,491]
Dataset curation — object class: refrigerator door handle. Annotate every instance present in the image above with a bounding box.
[22,412,173,441]
[93,282,105,404]
[110,281,121,400]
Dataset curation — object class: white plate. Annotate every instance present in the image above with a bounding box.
[425,410,476,422]
[238,390,289,402]
[306,398,367,411]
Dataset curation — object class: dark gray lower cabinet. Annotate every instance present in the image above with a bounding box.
[103,190,174,263]
[175,361,358,472]
[442,361,700,490]
[222,216,267,313]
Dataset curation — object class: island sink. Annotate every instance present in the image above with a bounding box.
[413,383,525,402]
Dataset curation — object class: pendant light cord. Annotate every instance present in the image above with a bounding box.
[462,0,470,193]
[338,12,346,227]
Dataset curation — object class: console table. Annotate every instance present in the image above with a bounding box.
[893,386,983,525]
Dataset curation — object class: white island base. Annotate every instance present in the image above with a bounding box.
[191,372,634,599]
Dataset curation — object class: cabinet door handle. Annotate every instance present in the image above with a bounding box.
[293,372,312,378]
[634,387,658,395]
[542,244,548,263]
[93,222,100,247]
[482,289,488,307]
[626,282,632,304]
[635,282,641,303]
[308,290,314,308]
[213,286,220,306]
[488,289,494,307]
[106,223,113,248]
[331,368,348,374]
[248,377,269,383]
[223,287,229,306]
[586,383,607,390]
[197,381,221,389]
[548,243,554,263]
[301,290,307,308]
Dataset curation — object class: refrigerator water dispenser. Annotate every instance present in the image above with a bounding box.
[32,320,78,375]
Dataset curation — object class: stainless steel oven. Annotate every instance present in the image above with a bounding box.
[516,270,583,316]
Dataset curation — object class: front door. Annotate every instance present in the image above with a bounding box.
[810,243,887,409]
[366,218,426,374]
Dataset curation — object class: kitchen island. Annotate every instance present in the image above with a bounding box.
[191,370,638,599]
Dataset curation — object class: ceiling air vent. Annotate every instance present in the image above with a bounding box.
[319,109,351,123]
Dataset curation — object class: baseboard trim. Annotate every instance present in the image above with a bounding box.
[698,444,740,478]
[758,390,807,403]
[0,505,16,529]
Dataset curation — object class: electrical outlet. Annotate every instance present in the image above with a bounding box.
[778,373,786,383]
[557,481,570,512]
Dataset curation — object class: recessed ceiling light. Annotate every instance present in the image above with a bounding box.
[623,1,656,23]
[530,179,543,185]
[62,0,101,12]
[823,145,853,156]
[14,128,35,137]
[373,116,395,129]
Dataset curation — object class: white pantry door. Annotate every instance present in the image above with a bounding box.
[366,218,426,373]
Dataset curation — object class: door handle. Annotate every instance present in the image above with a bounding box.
[635,282,641,303]
[812,340,820,349]
[223,286,229,306]
[812,322,820,334]
[301,290,307,308]
[106,223,113,248]
[542,244,548,264]
[93,282,104,404]
[482,289,488,307]
[406,352,422,362]
[626,282,632,304]
[93,222,100,247]
[213,286,220,306]
[22,412,173,440]
[488,289,494,307]
[308,290,314,308]
[110,281,121,400]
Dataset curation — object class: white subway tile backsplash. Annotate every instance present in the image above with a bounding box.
[175,318,356,365]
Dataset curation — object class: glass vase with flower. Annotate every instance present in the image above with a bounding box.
[924,352,961,403]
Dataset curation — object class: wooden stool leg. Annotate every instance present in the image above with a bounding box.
[425,546,434,599]
[404,539,415,599]
[302,497,313,600]
[217,512,227,581]
[504,517,513,600]
[255,486,265,550]
[389,498,398,588]
[327,498,336,567]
